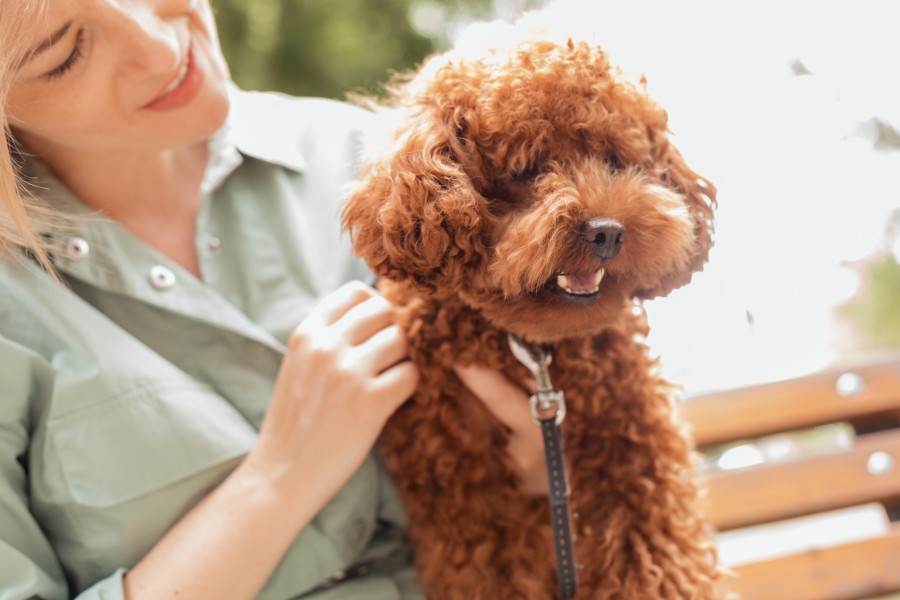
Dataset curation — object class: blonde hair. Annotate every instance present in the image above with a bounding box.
[0,0,56,273]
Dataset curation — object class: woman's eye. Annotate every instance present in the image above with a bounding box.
[45,30,85,81]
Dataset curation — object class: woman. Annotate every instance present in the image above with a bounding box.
[0,1,545,598]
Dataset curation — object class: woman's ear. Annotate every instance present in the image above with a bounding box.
[343,109,491,296]
[637,144,717,299]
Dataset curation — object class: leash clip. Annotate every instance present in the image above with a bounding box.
[508,334,567,425]
[508,334,577,599]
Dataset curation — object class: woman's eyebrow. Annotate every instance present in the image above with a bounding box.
[18,21,72,69]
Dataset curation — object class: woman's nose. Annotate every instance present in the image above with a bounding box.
[108,2,186,71]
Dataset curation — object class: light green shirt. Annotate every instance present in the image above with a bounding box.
[0,89,422,599]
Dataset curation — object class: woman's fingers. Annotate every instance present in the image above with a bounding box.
[335,293,396,346]
[354,324,409,374]
[302,281,400,350]
[455,364,549,495]
[371,360,420,413]
[309,281,378,327]
[454,364,534,431]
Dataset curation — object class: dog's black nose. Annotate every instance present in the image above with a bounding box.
[583,218,625,260]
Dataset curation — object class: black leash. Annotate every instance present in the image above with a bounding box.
[509,335,578,600]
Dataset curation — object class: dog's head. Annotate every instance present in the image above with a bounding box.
[344,34,715,342]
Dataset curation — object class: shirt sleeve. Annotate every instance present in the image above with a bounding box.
[70,570,127,600]
[0,337,127,600]
[0,336,67,600]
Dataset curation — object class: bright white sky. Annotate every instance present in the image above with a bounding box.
[501,0,900,394]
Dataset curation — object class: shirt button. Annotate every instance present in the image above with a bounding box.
[149,265,176,290]
[64,237,90,260]
[206,235,221,253]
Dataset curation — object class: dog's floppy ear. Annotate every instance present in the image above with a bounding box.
[637,144,717,299]
[343,109,491,296]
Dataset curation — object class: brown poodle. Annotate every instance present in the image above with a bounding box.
[343,19,722,599]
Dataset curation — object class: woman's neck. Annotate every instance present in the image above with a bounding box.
[39,142,209,278]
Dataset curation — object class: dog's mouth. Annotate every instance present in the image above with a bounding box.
[548,267,606,302]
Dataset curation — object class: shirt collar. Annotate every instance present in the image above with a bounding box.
[201,85,308,193]
[225,86,308,171]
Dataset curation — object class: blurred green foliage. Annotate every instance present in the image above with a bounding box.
[844,253,900,349]
[211,0,541,99]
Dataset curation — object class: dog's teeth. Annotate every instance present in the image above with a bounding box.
[557,269,605,296]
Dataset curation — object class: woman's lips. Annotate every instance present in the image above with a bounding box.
[143,44,204,111]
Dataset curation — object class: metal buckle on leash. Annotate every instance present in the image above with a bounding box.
[508,334,566,425]
[508,334,578,600]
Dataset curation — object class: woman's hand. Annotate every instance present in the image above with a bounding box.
[246,281,419,515]
[454,365,549,495]
[125,281,418,600]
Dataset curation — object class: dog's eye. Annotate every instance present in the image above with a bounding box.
[512,164,543,183]
[606,154,624,173]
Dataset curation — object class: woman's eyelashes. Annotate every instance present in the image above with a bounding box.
[45,29,86,81]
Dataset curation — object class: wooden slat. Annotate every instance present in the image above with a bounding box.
[729,524,900,600]
[686,353,900,447]
[716,504,891,568]
[707,428,900,531]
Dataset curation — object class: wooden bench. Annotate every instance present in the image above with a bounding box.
[684,350,900,600]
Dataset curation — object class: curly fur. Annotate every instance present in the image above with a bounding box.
[344,23,722,599]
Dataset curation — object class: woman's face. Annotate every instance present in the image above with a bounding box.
[7,0,231,155]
